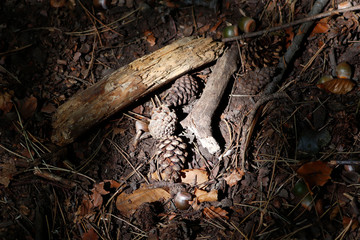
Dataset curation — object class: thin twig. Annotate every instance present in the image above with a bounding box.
[239,0,330,169]
[222,4,360,42]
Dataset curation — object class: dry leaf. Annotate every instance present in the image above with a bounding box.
[330,205,340,221]
[224,168,245,187]
[16,95,38,119]
[203,206,229,220]
[297,161,332,189]
[116,187,170,217]
[343,216,359,231]
[41,102,57,114]
[180,169,209,186]
[104,179,121,189]
[144,30,156,46]
[0,162,17,187]
[0,90,13,113]
[194,188,218,203]
[317,78,355,94]
[82,227,99,240]
[310,18,330,36]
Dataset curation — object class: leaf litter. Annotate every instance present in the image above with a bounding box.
[1,0,360,239]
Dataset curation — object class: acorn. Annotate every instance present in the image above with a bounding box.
[292,180,309,197]
[317,75,333,84]
[93,0,109,9]
[174,191,192,210]
[336,62,352,79]
[238,17,256,33]
[222,25,239,38]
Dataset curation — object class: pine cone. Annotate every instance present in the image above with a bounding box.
[244,34,284,69]
[163,75,199,107]
[151,136,188,182]
[237,67,275,94]
[148,105,178,139]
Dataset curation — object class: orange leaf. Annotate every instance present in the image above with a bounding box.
[297,161,332,189]
[210,17,225,33]
[144,30,156,46]
[310,19,330,36]
[317,78,355,94]
[203,206,229,220]
[180,169,209,186]
[224,168,245,187]
[116,187,170,217]
[285,27,294,49]
[194,188,218,203]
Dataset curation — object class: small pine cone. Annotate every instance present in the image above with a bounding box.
[148,105,178,139]
[163,75,199,107]
[237,67,275,95]
[244,35,284,69]
[151,136,188,182]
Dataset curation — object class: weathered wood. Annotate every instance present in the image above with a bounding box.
[51,37,224,146]
[181,44,238,154]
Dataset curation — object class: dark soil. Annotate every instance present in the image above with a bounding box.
[1,0,360,239]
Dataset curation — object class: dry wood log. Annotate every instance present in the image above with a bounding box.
[181,44,239,154]
[51,37,224,146]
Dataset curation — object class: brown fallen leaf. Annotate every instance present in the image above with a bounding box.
[203,206,229,220]
[224,168,245,187]
[297,161,332,189]
[144,30,156,47]
[16,95,38,119]
[0,162,17,187]
[317,78,355,94]
[0,90,14,113]
[180,169,209,186]
[194,188,218,203]
[116,187,170,217]
[343,216,359,231]
[82,227,99,240]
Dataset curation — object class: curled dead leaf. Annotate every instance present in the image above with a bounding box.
[297,161,332,189]
[194,188,218,203]
[116,187,170,217]
[144,30,156,47]
[203,206,229,220]
[180,169,209,186]
[317,78,355,94]
[224,168,245,187]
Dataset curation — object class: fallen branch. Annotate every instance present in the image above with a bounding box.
[51,37,224,146]
[181,44,239,154]
[239,0,330,169]
[223,4,360,42]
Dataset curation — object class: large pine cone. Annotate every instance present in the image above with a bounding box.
[150,136,188,182]
[163,75,199,107]
[148,105,178,139]
[237,67,275,95]
[243,34,284,69]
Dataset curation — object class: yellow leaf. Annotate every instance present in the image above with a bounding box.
[180,169,209,186]
[116,187,170,217]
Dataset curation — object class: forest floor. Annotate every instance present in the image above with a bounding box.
[1,0,360,239]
